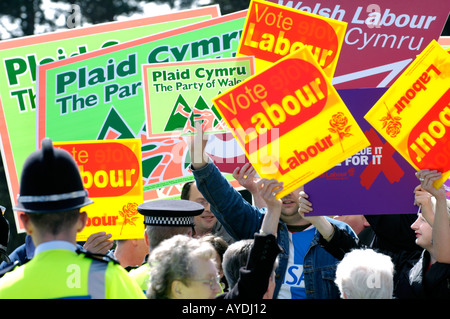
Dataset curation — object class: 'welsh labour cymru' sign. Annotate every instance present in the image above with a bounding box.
[365,40,450,189]
[142,57,255,136]
[269,0,450,89]
[0,6,219,232]
[213,47,370,198]
[37,11,248,204]
[238,0,347,78]
[54,139,144,241]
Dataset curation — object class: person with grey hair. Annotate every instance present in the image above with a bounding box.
[334,248,394,299]
[147,234,221,299]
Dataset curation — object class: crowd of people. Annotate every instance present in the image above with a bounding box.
[0,124,449,299]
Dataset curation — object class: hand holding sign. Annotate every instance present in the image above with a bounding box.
[297,190,335,241]
[257,178,283,215]
[416,169,446,201]
[83,232,113,254]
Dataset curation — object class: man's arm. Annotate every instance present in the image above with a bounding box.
[188,122,266,240]
[298,190,361,260]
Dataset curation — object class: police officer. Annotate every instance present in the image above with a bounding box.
[128,199,204,292]
[0,138,145,299]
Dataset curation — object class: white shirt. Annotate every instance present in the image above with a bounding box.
[34,240,77,256]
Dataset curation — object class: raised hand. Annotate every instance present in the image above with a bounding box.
[187,121,209,169]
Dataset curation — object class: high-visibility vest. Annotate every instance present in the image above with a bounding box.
[0,248,146,299]
[128,263,150,293]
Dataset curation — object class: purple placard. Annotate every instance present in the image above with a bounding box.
[304,88,419,216]
[445,178,450,200]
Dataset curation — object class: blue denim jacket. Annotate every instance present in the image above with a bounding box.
[192,161,357,299]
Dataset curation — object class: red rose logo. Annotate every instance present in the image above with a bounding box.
[329,112,352,152]
[119,202,139,235]
[386,121,402,138]
[380,106,402,138]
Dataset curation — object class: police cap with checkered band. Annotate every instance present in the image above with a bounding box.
[137,199,203,226]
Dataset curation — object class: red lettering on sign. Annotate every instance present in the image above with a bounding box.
[407,89,450,171]
[57,142,141,197]
[215,58,328,150]
[240,1,339,68]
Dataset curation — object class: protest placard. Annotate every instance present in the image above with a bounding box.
[142,57,255,136]
[37,11,248,205]
[0,6,219,232]
[269,0,450,88]
[304,88,419,216]
[238,0,346,77]
[213,46,370,198]
[54,139,144,241]
[364,40,450,189]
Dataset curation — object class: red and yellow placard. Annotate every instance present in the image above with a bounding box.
[213,47,369,198]
[237,0,347,77]
[54,139,144,241]
[365,40,450,189]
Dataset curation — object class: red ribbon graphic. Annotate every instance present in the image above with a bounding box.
[360,128,404,190]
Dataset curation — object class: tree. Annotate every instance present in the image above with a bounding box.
[0,0,252,40]
[211,0,250,14]
[64,0,142,25]
[0,0,41,38]
[151,0,250,14]
[0,0,142,39]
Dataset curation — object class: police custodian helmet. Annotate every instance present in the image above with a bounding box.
[14,138,93,213]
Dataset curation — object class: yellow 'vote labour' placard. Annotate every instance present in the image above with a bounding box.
[213,47,369,198]
[237,0,347,78]
[54,139,144,241]
[365,40,450,188]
